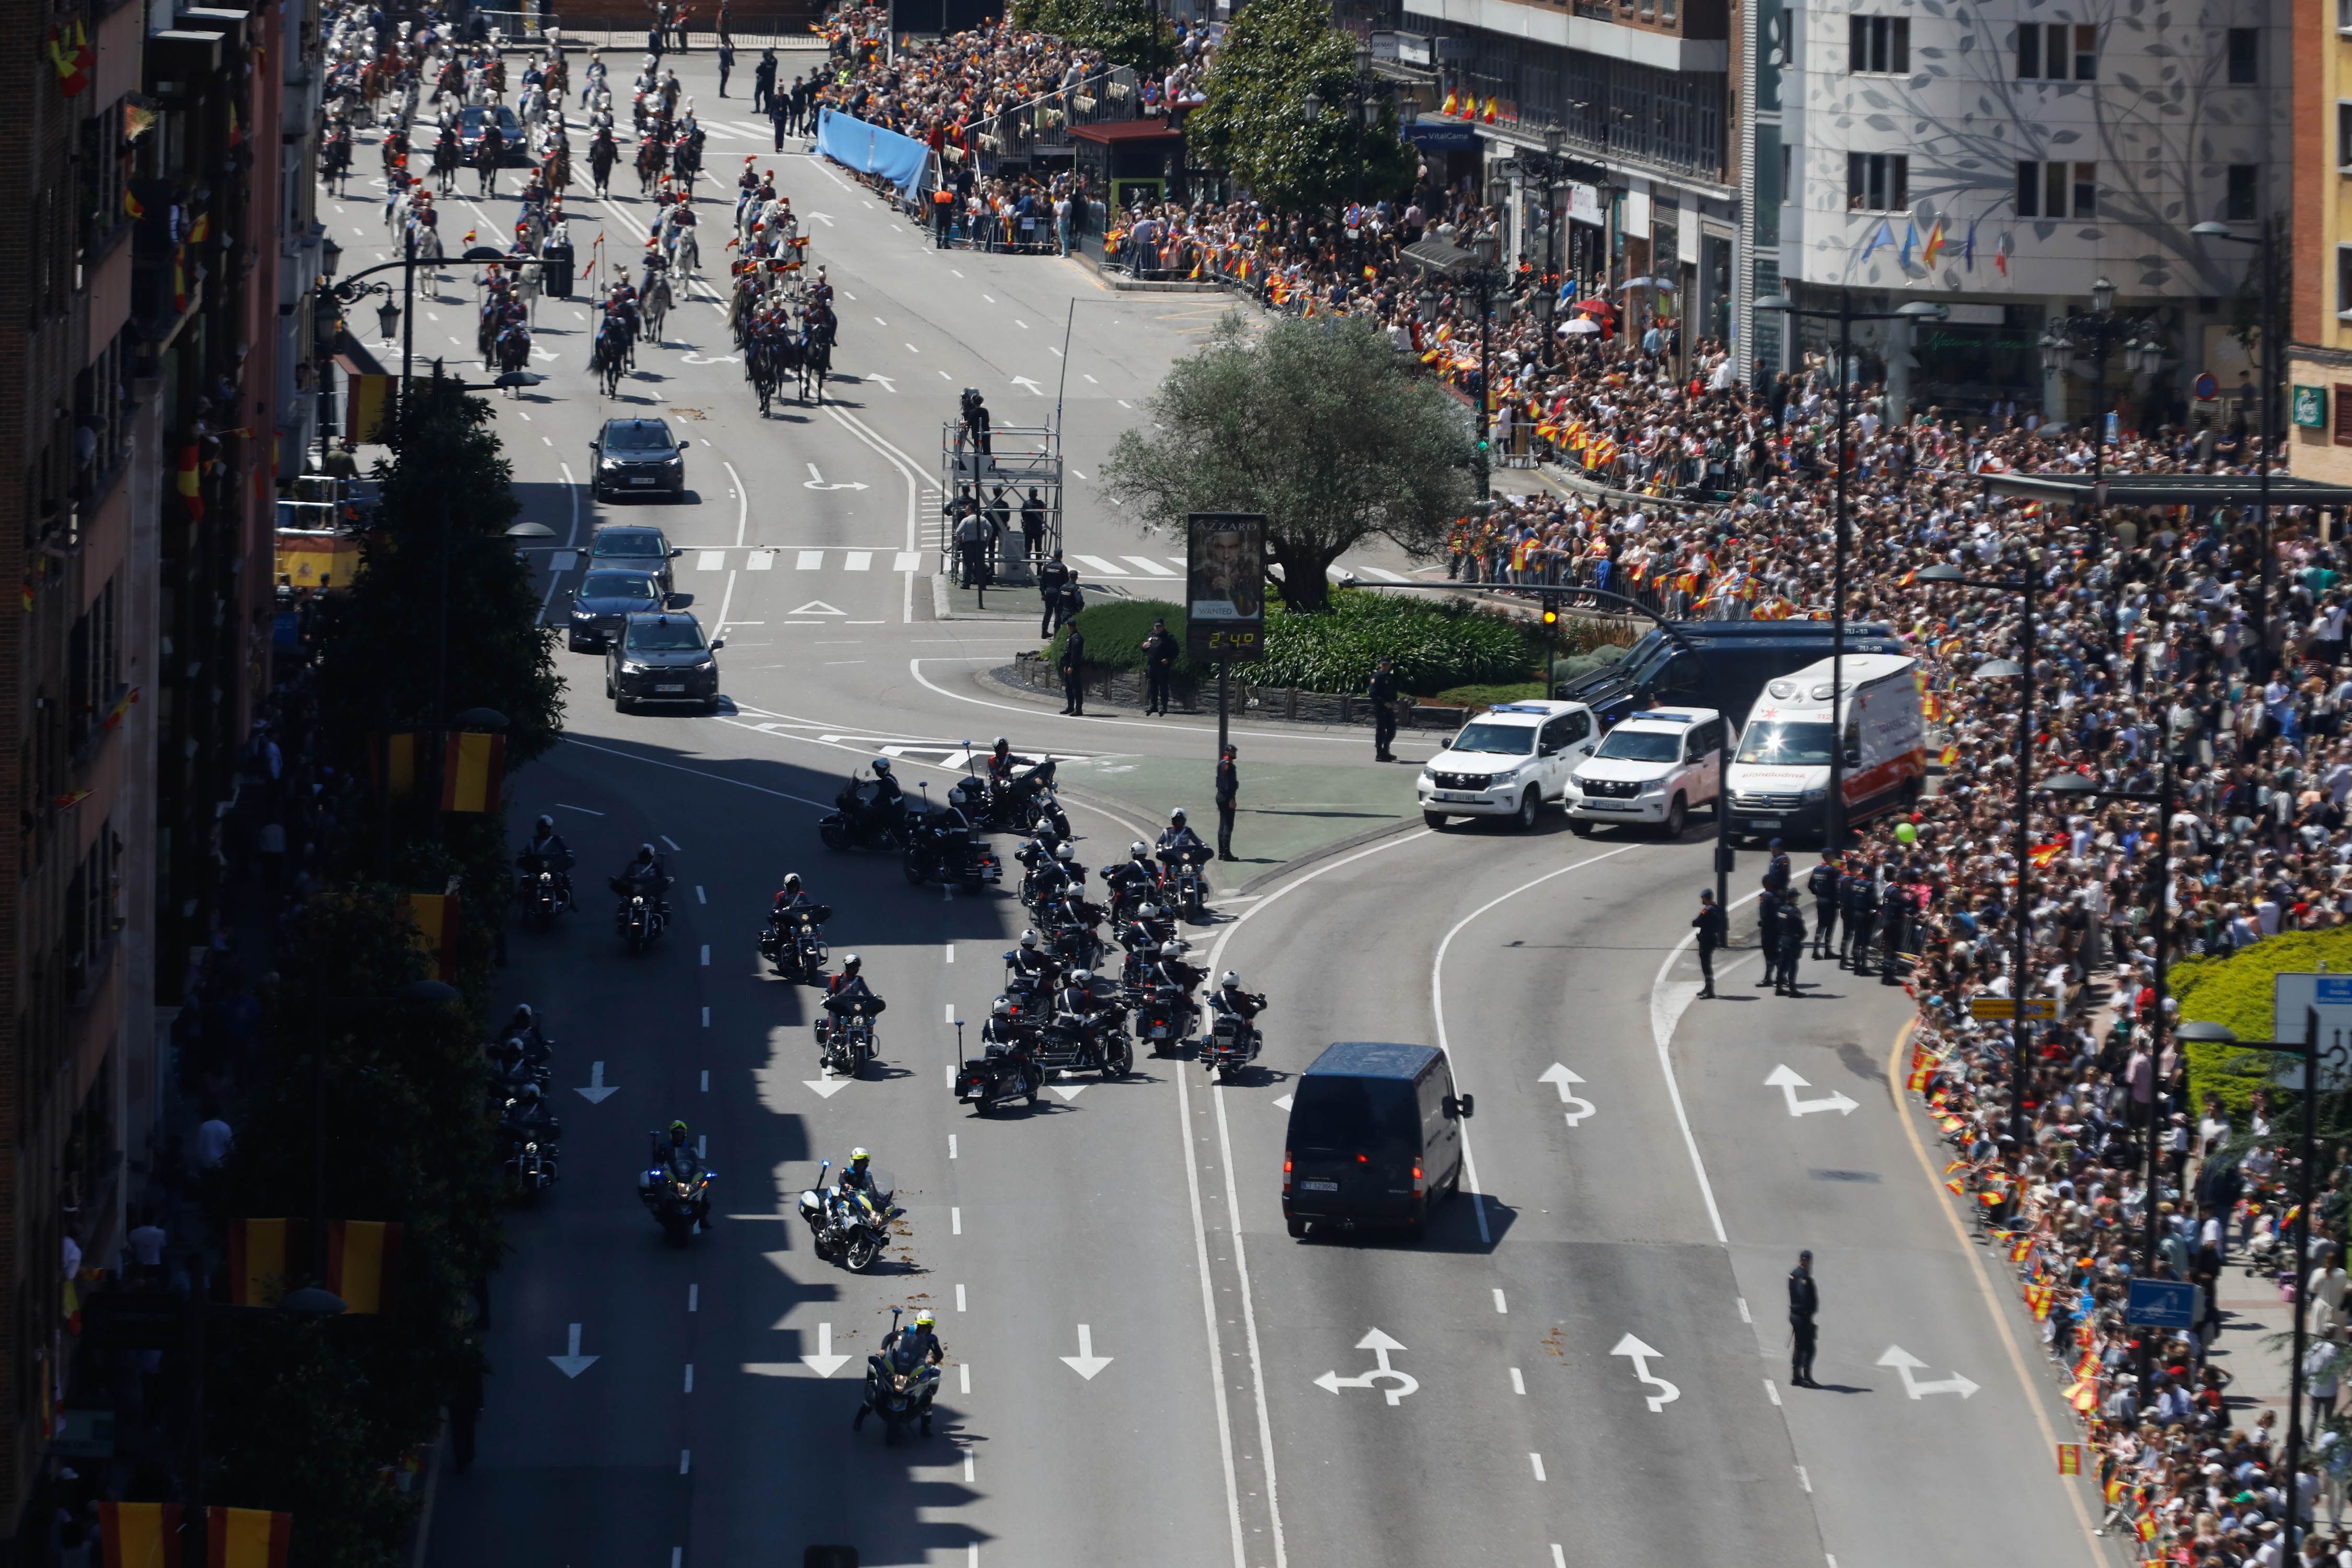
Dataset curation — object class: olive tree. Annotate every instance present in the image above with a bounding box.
[1102,312,1474,612]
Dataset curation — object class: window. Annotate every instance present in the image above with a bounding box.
[2341,102,2352,168]
[1848,16,1910,73]
[2017,160,2095,218]
[2339,247,2352,315]
[2227,27,2258,84]
[1848,152,1910,211]
[2226,164,2259,222]
[2017,23,2097,80]
[2335,382,2352,444]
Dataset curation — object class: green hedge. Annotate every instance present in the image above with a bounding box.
[1047,592,1555,696]
[2172,929,2352,1121]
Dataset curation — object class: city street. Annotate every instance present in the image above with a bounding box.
[323,54,2111,1568]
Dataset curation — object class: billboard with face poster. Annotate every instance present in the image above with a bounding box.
[1185,512,1265,663]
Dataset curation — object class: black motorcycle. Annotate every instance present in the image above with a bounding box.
[859,1307,942,1443]
[1158,843,1214,921]
[903,812,1002,893]
[609,874,671,953]
[1133,982,1196,1056]
[516,849,575,929]
[952,1021,1042,1114]
[967,755,1070,837]
[818,771,909,852]
[760,902,832,982]
[815,994,885,1079]
[1202,995,1267,1082]
[1034,993,1134,1081]
[638,1132,713,1244]
[497,1098,562,1200]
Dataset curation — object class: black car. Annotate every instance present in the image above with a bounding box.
[566,568,664,652]
[586,524,678,598]
[606,612,724,712]
[1282,1042,1472,1240]
[454,103,529,166]
[590,418,689,502]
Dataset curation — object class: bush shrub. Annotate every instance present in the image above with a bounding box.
[2171,928,2352,1120]
[1047,591,1542,695]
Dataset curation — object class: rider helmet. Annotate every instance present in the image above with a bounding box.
[914,1310,936,1330]
[991,997,1012,1018]
[993,736,1009,752]
[1138,904,1160,920]
[1160,940,1186,959]
[1069,969,1093,984]
[872,758,893,777]
[1130,841,1148,860]
[535,813,555,835]
[1222,970,1241,988]
[849,1148,871,1169]
[667,1119,688,1137]
[782,872,802,892]
[842,954,862,973]
[511,1003,536,1028]
[948,786,966,808]
[637,842,656,860]
[1055,843,1074,862]
[1019,930,1039,950]
[1170,808,1187,826]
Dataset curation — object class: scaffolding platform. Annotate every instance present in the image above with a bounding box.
[939,422,1063,588]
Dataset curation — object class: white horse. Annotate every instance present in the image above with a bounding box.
[668,225,698,283]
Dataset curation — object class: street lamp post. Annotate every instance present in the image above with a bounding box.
[1756,292,1950,851]
[2192,218,2280,675]
[2175,1009,2325,1566]
[1918,560,2039,1148]
[2038,277,2167,561]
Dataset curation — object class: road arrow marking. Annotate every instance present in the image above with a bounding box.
[575,1061,619,1103]
[1537,1063,1597,1127]
[1047,1083,1087,1102]
[1272,1094,1293,1111]
[1876,1345,1980,1399]
[1312,1329,1418,1405]
[803,1078,851,1099]
[531,347,561,361]
[1765,1065,1859,1117]
[680,351,740,365]
[1609,1334,1679,1412]
[870,374,897,394]
[802,463,870,492]
[1008,376,1045,396]
[786,601,847,617]
[1059,1324,1113,1380]
[549,1322,599,1378]
[802,1322,852,1377]
[809,212,836,226]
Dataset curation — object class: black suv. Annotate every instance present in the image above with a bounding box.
[590,418,689,501]
[586,525,678,598]
[606,612,724,713]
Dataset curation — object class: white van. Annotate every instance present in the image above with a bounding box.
[1723,653,1926,844]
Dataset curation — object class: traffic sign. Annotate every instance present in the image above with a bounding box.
[2125,1278,2195,1330]
[2268,975,2352,1090]
[2194,372,2220,401]
[1968,997,2057,1021]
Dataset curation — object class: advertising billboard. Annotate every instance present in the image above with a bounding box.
[1184,512,1266,663]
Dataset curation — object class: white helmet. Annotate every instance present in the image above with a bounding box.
[991,997,1012,1018]
[1159,940,1185,959]
[1019,929,1039,949]
[1170,808,1187,826]
[1130,841,1149,860]
[1070,969,1093,984]
[1138,903,1160,920]
[1222,970,1241,988]
[843,954,862,972]
[1055,843,1075,862]
[948,786,967,807]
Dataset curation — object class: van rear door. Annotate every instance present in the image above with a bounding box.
[1287,1076,1423,1219]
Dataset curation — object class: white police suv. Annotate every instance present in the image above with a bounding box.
[1416,700,1600,831]
[1564,707,1726,838]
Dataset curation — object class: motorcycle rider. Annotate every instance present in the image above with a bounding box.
[1007,928,1056,987]
[771,870,814,915]
[833,1147,880,1220]
[517,815,577,906]
[1147,939,1204,1036]
[614,843,671,903]
[855,1306,943,1435]
[1207,970,1268,1059]
[1156,808,1209,864]
[986,736,1018,795]
[1052,967,1102,1036]
[1104,841,1159,908]
[642,1119,710,1230]
[857,758,906,839]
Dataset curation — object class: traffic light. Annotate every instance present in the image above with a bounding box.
[1540,591,1560,626]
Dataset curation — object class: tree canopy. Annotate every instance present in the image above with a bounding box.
[1184,0,1414,210]
[1009,0,1174,74]
[1102,313,1475,612]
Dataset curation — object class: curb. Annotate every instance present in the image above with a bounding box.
[969,659,1469,739]
[1065,249,1227,293]
[1232,815,1427,897]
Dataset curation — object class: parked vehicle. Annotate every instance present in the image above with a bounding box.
[1723,653,1927,844]
[1554,620,1907,735]
[1416,700,1600,830]
[1563,707,1727,838]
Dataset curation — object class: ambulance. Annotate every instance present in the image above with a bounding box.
[1723,653,1926,844]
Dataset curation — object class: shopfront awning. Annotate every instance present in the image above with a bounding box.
[1977,471,2352,508]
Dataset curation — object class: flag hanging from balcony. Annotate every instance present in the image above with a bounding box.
[175,446,203,520]
[226,1219,304,1307]
[207,1508,292,1568]
[440,731,506,813]
[373,732,425,798]
[48,24,89,96]
[401,893,460,982]
[98,1502,184,1568]
[326,1220,403,1313]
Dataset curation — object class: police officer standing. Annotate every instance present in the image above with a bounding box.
[1788,1250,1821,1387]
[1808,851,1842,960]
[1019,488,1046,567]
[951,494,989,588]
[1692,888,1726,998]
[1141,618,1178,716]
[1841,857,1880,973]
[1776,895,1808,997]
[1757,881,1783,991]
[1058,622,1087,716]
[1368,657,1399,762]
[1214,744,1239,860]
[752,47,776,112]
[1036,550,1072,637]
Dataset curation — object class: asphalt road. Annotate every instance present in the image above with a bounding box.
[326,56,2111,1568]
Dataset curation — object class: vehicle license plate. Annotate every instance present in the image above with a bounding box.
[1149,1025,1169,1037]
[1300,1179,1339,1192]
[1436,791,1478,802]
[1747,817,1781,828]
[963,1085,982,1099]
[630,476,657,485]
[655,683,685,693]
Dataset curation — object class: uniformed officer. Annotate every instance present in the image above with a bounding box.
[1058,622,1087,716]
[1036,550,1072,637]
[1368,657,1399,762]
[1788,1250,1821,1387]
[1692,888,1727,998]
[1214,744,1239,860]
[1808,851,1843,960]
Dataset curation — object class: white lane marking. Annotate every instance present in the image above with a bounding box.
[952,1206,962,1235]
[1765,1377,1781,1406]
[1493,1289,1507,1315]
[1877,1345,1981,1399]
[945,1002,956,1023]
[1766,1064,1861,1116]
[1014,318,1030,329]
[688,1284,698,1312]
[700,945,711,965]
[723,460,748,547]
[1538,1063,1597,1127]
[820,403,926,625]
[894,550,921,572]
[559,463,581,547]
[949,1134,958,1159]
[702,1007,710,1027]
[684,1364,695,1392]
[1529,1454,1546,1482]
[800,1323,852,1376]
[662,834,683,851]
[844,551,872,571]
[700,1070,710,1092]
[905,342,920,354]
[548,1323,599,1377]
[1364,567,1412,582]
[748,551,774,570]
[964,1451,975,1482]
[1122,555,1178,576]
[697,550,726,571]
[696,886,707,903]
[944,943,955,963]
[1647,890,1765,1244]
[1071,554,1122,575]
[1738,1297,1753,1323]
[715,569,739,637]
[797,550,824,570]
[955,1283,967,1312]
[1610,1335,1681,1412]
[1511,1367,1526,1396]
[575,1063,618,1103]
[1797,1465,1812,1493]
[959,1363,971,1394]
[1553,1549,1567,1568]
[1060,1324,1114,1380]
[1432,846,1644,1243]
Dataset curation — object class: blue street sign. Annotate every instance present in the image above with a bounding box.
[2126,1278,2195,1330]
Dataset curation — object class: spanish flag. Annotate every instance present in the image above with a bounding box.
[175,445,203,521]
[207,1508,292,1568]
[98,1502,183,1568]
[1939,743,1958,767]
[2135,1514,2157,1543]
[463,227,478,244]
[227,1219,304,1307]
[2028,838,2067,867]
[123,189,145,220]
[1481,96,1498,123]
[101,686,141,732]
[1442,89,1459,115]
[376,732,425,798]
[326,1221,403,1314]
[401,892,460,982]
[440,731,506,814]
[187,213,210,245]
